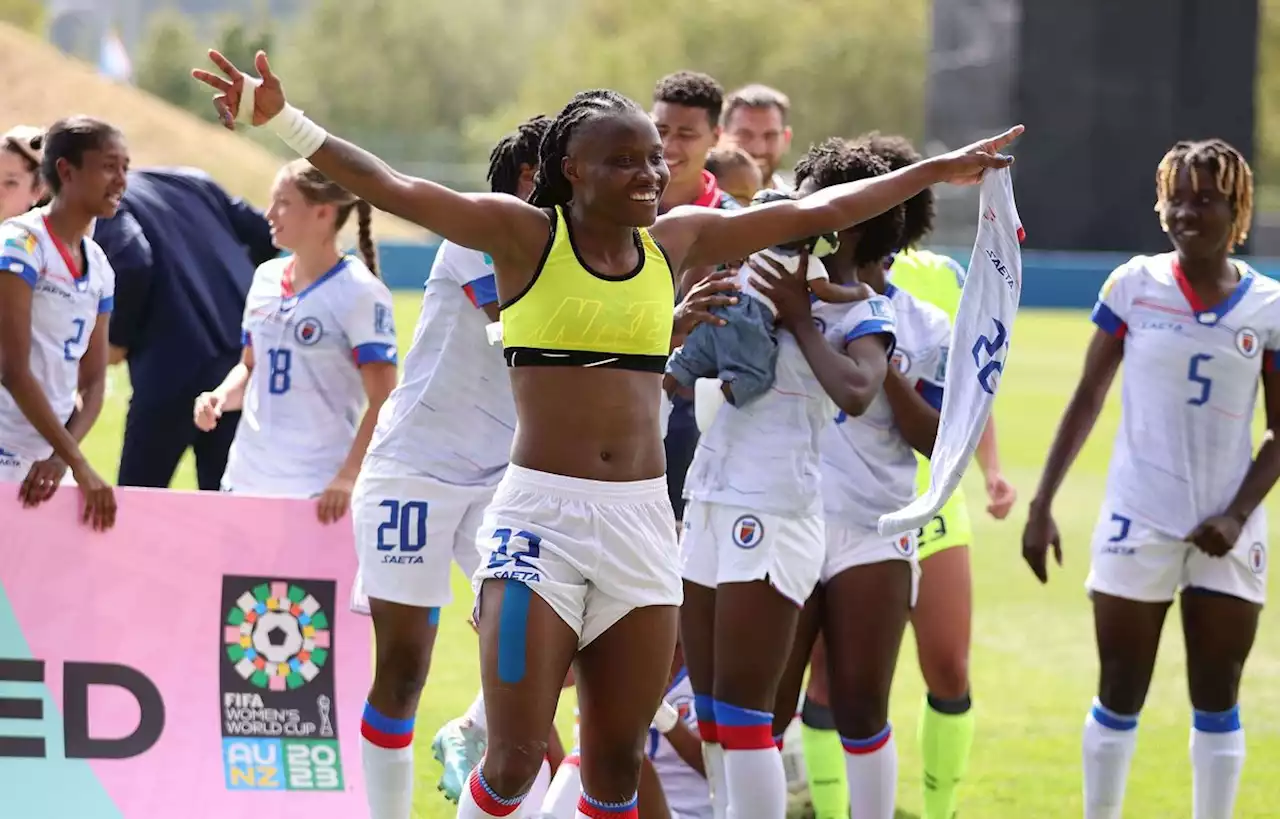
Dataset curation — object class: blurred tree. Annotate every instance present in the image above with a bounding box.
[1258,0,1280,195]
[0,0,42,33]
[134,10,212,122]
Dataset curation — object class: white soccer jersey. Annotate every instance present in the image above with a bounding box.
[823,284,950,531]
[1091,253,1280,537]
[646,669,712,819]
[0,210,115,460]
[684,295,898,516]
[223,255,397,497]
[365,240,514,486]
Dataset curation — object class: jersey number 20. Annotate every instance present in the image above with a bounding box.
[1187,353,1213,406]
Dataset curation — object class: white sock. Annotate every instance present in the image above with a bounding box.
[540,753,582,819]
[458,766,525,818]
[1082,700,1139,819]
[1190,707,1246,819]
[465,689,489,732]
[703,742,728,819]
[723,748,788,819]
[361,739,413,819]
[841,725,897,819]
[360,702,415,819]
[518,758,552,817]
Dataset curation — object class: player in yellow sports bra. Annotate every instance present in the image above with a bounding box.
[196,49,1021,819]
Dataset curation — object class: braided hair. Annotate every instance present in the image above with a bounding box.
[282,159,380,277]
[1155,139,1254,251]
[530,89,645,209]
[487,115,552,198]
[794,138,904,267]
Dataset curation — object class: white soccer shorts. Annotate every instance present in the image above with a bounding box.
[470,464,680,648]
[1085,502,1267,605]
[0,449,73,487]
[680,500,824,607]
[352,455,497,612]
[820,520,920,607]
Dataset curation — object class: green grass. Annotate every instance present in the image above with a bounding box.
[83,299,1279,818]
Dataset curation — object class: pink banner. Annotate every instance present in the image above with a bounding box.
[0,487,371,818]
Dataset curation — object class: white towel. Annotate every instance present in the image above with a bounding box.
[878,168,1024,536]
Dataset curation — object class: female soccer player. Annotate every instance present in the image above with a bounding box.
[193,159,397,522]
[193,48,1019,819]
[348,115,552,819]
[760,140,949,819]
[0,116,121,529]
[794,132,1020,819]
[0,126,45,222]
[1023,139,1277,819]
[680,140,902,819]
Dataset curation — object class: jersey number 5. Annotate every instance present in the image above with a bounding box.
[1187,353,1213,406]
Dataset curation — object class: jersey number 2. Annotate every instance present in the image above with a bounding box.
[487,528,542,569]
[1187,353,1213,406]
[63,318,86,361]
[267,348,292,395]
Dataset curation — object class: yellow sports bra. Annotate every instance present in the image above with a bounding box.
[500,206,674,373]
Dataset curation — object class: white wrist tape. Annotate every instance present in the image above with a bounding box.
[235,74,327,157]
[652,701,679,734]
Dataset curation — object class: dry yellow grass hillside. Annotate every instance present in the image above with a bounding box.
[0,22,427,241]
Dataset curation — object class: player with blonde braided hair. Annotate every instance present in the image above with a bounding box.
[1025,137,1278,819]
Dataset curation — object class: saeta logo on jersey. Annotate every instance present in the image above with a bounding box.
[731,515,764,549]
[983,248,1016,292]
[294,317,324,346]
[1248,542,1267,575]
[219,575,345,793]
[1235,327,1260,358]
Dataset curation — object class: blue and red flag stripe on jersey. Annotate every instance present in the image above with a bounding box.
[694,693,718,743]
[463,274,499,309]
[916,380,944,411]
[713,700,775,750]
[1265,350,1280,373]
[841,724,892,755]
[353,342,398,365]
[360,702,414,749]
[1090,301,1126,338]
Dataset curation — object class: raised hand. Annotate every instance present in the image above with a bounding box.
[935,125,1025,186]
[191,50,287,131]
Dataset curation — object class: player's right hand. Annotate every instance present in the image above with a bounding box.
[71,463,117,532]
[1021,499,1062,584]
[192,50,286,131]
[193,392,224,431]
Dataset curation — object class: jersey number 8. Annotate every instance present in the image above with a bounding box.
[267,348,292,395]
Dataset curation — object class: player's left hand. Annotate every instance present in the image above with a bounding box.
[985,472,1017,520]
[19,456,67,507]
[748,250,812,331]
[1185,515,1241,558]
[673,268,739,338]
[316,474,355,525]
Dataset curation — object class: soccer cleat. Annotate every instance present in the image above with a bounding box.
[432,717,487,803]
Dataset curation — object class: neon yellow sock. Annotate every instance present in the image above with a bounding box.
[920,693,976,819]
[801,722,848,819]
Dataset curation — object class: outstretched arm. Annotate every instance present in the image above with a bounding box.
[192,50,548,267]
[653,126,1023,271]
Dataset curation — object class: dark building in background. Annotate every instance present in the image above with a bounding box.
[926,0,1261,254]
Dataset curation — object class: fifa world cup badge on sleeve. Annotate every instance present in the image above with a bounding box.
[219,575,345,792]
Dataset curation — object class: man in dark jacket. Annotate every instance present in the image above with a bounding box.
[94,167,277,490]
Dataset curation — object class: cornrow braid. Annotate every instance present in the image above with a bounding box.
[487,114,552,198]
[354,200,379,278]
[530,89,644,209]
[1155,138,1254,251]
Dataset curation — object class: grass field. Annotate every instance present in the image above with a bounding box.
[82,295,1279,818]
